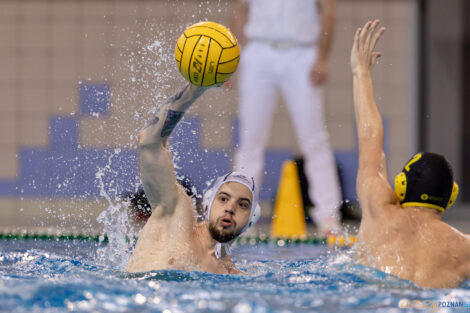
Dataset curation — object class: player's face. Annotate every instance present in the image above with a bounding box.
[208,182,252,243]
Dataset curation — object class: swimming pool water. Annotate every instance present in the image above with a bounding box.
[1,239,469,313]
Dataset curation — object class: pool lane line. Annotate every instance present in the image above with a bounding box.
[0,233,357,246]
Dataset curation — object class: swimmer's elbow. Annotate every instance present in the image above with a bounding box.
[358,133,383,151]
[138,129,152,147]
[138,129,164,149]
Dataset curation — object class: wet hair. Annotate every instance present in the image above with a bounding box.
[123,177,203,221]
[122,186,152,220]
[401,152,454,209]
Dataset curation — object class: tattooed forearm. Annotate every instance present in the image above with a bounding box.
[160,110,184,138]
[142,85,187,131]
[139,83,206,145]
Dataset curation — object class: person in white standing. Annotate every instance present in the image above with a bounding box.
[231,0,341,235]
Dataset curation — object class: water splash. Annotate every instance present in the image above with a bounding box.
[95,150,138,269]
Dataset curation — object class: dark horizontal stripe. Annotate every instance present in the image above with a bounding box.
[0,232,338,245]
[186,24,236,47]
[218,55,239,65]
[185,34,224,50]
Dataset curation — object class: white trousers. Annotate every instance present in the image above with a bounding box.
[234,42,342,230]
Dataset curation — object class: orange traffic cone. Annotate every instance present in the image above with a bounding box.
[270,160,307,238]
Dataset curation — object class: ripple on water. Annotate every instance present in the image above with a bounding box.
[1,241,470,313]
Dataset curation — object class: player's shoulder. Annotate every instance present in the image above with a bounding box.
[359,203,403,235]
[435,222,470,252]
[369,202,401,219]
[444,227,470,277]
[358,174,398,210]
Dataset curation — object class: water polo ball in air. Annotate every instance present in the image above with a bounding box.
[175,21,240,87]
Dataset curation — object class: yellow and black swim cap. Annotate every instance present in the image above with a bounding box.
[394,152,458,212]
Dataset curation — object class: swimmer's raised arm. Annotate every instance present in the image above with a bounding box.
[351,20,397,218]
[138,84,206,215]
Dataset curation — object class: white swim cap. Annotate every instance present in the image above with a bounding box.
[203,172,261,258]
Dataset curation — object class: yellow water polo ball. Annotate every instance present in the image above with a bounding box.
[175,21,240,87]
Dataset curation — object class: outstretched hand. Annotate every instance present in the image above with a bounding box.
[351,20,386,75]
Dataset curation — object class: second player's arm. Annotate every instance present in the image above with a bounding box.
[138,84,206,217]
[351,20,397,219]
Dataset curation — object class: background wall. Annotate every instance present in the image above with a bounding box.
[0,0,414,234]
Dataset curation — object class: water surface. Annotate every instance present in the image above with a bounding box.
[1,239,468,313]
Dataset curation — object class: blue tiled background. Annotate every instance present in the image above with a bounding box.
[79,84,110,116]
[0,83,368,202]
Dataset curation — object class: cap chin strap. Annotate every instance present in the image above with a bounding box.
[214,242,232,258]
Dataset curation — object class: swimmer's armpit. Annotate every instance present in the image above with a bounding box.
[161,110,184,137]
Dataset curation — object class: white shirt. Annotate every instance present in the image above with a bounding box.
[244,0,320,45]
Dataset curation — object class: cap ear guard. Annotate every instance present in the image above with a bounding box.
[394,172,459,210]
[446,181,459,209]
[394,153,419,203]
[247,204,261,227]
[394,172,407,202]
